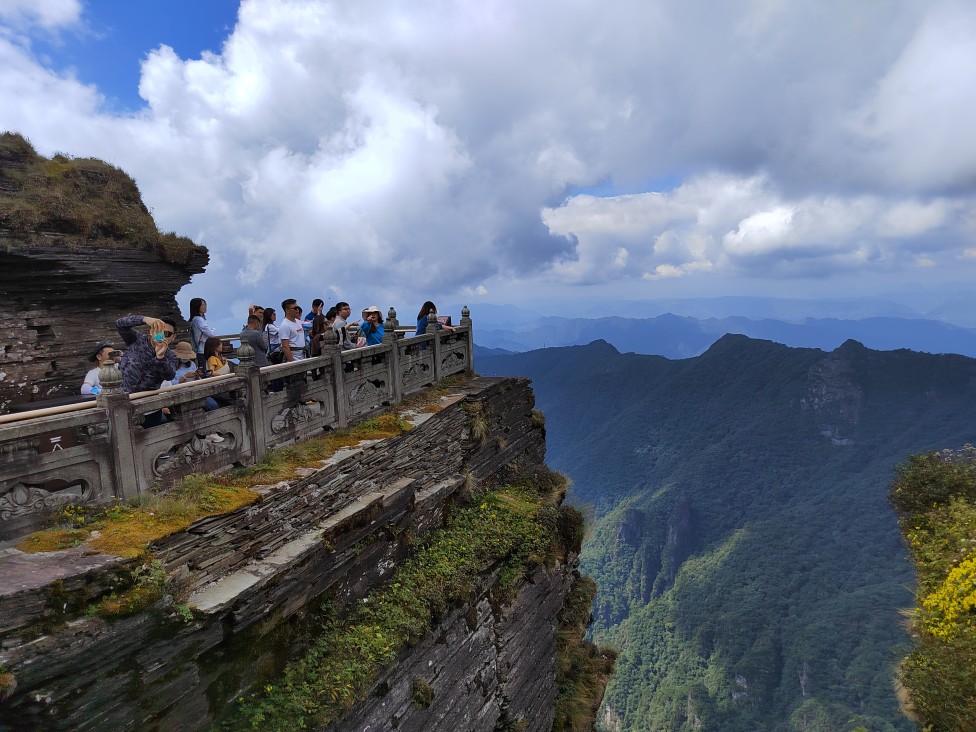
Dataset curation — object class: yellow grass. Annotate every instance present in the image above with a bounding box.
[16,406,422,558]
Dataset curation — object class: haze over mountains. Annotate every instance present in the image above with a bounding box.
[477,335,976,730]
[458,292,976,358]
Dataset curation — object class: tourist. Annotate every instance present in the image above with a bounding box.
[358,305,385,346]
[188,297,218,368]
[116,315,178,393]
[303,298,324,335]
[332,301,359,350]
[203,336,231,375]
[309,314,329,359]
[167,341,202,385]
[240,314,270,367]
[80,343,115,395]
[278,298,307,362]
[263,307,281,360]
[116,314,178,427]
[416,301,454,335]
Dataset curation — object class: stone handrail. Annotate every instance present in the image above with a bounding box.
[0,307,474,542]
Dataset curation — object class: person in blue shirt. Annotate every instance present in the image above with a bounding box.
[416,301,455,336]
[358,305,385,346]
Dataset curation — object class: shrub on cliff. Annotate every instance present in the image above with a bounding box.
[889,446,976,729]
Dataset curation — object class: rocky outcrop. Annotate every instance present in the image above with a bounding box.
[0,377,602,731]
[0,134,207,411]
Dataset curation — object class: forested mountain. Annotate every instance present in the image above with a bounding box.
[478,336,976,731]
[474,313,976,358]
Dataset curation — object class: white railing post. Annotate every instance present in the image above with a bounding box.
[95,359,141,501]
[236,340,267,462]
[384,306,402,405]
[460,305,473,373]
[323,328,348,428]
[427,312,442,381]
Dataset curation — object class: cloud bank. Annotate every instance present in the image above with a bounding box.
[1,0,975,323]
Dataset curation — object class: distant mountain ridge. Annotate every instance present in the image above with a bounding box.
[474,312,976,358]
[478,336,976,730]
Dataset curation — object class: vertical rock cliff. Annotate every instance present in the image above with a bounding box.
[0,377,611,731]
[0,133,207,411]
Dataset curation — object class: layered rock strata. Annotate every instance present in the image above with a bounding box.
[0,134,207,411]
[0,377,589,731]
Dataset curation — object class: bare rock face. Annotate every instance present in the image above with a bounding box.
[0,133,208,411]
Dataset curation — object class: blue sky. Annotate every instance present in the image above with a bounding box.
[30,1,239,113]
[2,1,976,334]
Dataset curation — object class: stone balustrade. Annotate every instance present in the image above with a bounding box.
[0,307,474,542]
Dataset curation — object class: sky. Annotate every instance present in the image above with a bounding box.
[2,0,976,333]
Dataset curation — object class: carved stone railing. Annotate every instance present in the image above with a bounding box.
[0,308,474,542]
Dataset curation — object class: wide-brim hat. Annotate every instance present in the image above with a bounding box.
[172,341,197,361]
[88,343,112,362]
[364,305,382,316]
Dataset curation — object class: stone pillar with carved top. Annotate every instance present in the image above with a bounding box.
[96,359,141,500]
[460,305,473,373]
[384,307,403,405]
[236,340,267,463]
[427,311,442,381]
[322,327,347,428]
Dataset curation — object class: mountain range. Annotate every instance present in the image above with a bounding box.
[477,335,976,730]
[472,312,976,359]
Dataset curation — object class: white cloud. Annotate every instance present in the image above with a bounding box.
[0,0,81,31]
[543,173,976,282]
[1,0,976,323]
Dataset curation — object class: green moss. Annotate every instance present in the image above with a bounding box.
[227,478,574,730]
[552,575,617,732]
[87,559,167,620]
[410,677,434,707]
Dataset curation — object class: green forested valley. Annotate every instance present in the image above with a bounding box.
[478,335,976,731]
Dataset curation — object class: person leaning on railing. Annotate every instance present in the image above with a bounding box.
[415,301,454,335]
[240,314,270,367]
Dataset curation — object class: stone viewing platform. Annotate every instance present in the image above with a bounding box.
[0,308,474,543]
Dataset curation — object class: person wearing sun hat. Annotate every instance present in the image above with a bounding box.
[80,342,115,395]
[169,341,201,384]
[357,305,385,346]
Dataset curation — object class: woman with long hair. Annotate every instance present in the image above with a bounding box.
[188,297,218,368]
[415,301,454,336]
[262,307,281,357]
[203,336,231,376]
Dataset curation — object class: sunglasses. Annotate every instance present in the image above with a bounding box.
[163,330,175,337]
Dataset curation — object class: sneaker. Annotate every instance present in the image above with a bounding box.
[205,433,225,443]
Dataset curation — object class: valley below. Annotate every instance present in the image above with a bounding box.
[479,335,976,731]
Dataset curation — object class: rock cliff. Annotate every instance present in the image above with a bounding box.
[0,133,207,411]
[0,377,611,731]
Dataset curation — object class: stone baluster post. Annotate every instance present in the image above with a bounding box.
[235,340,267,463]
[96,358,141,500]
[322,327,347,428]
[460,305,473,373]
[427,311,442,381]
[384,307,403,405]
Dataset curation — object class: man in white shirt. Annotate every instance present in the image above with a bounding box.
[278,298,307,361]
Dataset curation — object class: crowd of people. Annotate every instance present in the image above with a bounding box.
[82,298,456,403]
